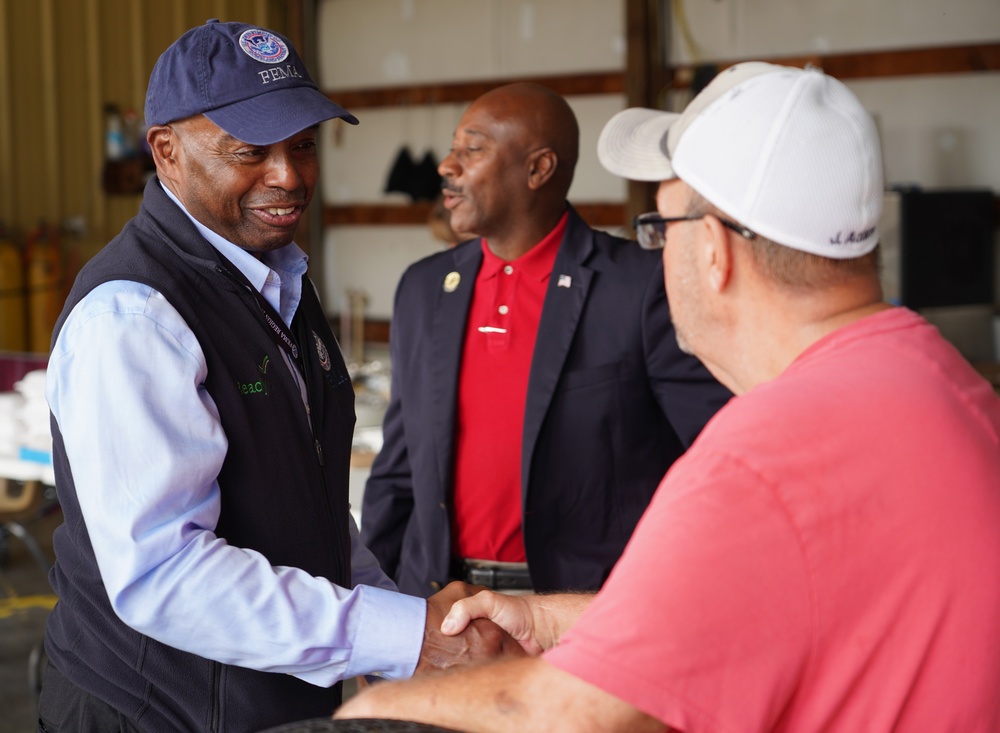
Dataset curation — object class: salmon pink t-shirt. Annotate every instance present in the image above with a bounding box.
[546,307,1000,732]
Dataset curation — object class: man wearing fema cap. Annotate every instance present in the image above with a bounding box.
[39,20,520,733]
[335,63,1000,732]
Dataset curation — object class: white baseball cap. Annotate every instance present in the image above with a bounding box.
[597,62,884,259]
[597,107,680,182]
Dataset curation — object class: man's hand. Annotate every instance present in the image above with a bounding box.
[416,581,526,673]
[441,589,543,655]
[440,589,595,655]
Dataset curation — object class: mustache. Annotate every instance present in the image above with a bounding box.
[441,181,462,195]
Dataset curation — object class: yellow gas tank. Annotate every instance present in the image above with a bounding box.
[0,224,27,351]
[25,222,63,354]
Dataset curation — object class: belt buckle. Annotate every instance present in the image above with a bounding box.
[467,566,496,587]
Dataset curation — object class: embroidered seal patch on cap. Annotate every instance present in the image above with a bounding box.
[238,29,289,64]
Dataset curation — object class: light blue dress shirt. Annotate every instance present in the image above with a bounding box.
[45,185,424,686]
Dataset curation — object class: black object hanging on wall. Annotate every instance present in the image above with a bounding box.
[410,150,442,202]
[384,146,418,197]
[383,147,441,202]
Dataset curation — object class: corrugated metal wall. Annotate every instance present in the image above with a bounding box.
[0,0,296,351]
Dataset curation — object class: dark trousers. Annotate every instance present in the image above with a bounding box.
[37,662,144,733]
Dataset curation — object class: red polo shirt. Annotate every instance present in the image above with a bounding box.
[451,213,567,562]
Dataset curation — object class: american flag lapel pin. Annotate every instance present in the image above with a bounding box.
[557,274,572,288]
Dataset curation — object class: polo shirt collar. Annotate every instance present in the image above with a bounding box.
[480,210,569,281]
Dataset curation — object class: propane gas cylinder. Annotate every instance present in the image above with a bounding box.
[25,222,63,353]
[0,223,27,351]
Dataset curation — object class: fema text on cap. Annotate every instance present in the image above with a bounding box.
[258,65,303,84]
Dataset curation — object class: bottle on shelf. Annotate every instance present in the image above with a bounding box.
[104,103,125,162]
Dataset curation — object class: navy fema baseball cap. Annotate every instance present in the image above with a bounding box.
[145,19,358,145]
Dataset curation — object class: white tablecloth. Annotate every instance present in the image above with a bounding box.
[0,457,55,486]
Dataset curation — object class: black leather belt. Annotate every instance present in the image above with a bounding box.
[450,558,533,591]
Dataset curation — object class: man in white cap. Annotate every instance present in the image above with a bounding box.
[335,62,1000,732]
[40,20,518,733]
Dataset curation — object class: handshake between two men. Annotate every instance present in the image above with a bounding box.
[339,584,634,733]
[415,581,530,674]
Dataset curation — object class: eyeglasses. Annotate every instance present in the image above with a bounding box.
[632,212,757,249]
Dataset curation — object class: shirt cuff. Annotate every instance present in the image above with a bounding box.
[344,585,426,680]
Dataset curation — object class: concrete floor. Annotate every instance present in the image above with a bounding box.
[0,499,59,733]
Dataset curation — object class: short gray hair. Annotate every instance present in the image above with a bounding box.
[685,189,881,290]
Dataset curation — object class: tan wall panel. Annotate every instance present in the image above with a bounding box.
[0,0,299,354]
[0,0,14,224]
[38,0,61,219]
[99,0,140,113]
[181,0,290,31]
[142,3,188,72]
[52,0,94,226]
[7,2,45,232]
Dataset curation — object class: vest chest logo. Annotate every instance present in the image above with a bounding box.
[313,331,331,371]
[236,354,271,397]
[313,331,352,390]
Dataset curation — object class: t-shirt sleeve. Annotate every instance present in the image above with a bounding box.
[544,449,813,733]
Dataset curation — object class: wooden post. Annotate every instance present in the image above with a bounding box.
[624,0,668,228]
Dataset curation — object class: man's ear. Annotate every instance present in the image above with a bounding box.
[702,214,734,293]
[147,125,179,180]
[526,147,557,190]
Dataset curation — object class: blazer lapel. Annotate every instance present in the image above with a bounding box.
[521,208,594,496]
[430,242,483,493]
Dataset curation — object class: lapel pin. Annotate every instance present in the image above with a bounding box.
[444,271,461,292]
[557,274,572,288]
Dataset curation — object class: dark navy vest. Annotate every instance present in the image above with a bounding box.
[46,179,355,732]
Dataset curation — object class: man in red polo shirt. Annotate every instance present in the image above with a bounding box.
[361,82,730,597]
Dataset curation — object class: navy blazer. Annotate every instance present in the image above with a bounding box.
[361,206,732,596]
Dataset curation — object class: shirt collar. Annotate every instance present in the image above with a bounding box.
[480,210,568,281]
[159,181,308,292]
